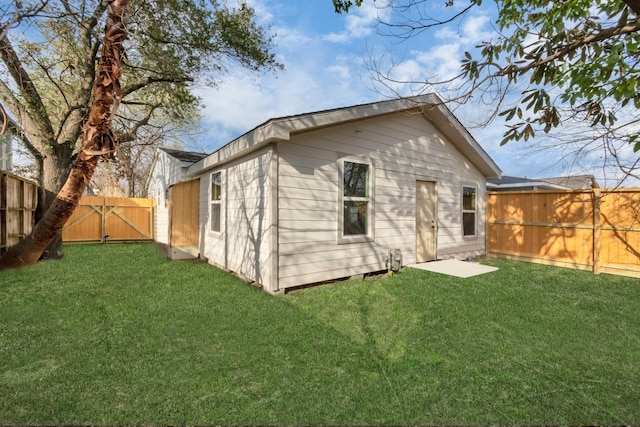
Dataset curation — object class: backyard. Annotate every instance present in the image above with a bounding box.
[1,243,639,425]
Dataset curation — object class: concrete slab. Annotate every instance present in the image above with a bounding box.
[169,245,199,260]
[408,259,498,278]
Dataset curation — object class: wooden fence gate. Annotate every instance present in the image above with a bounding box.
[62,196,154,243]
[168,179,200,259]
[0,171,38,254]
[487,189,640,278]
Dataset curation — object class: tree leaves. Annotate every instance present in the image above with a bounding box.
[333,0,365,13]
[459,0,640,150]
[338,0,640,159]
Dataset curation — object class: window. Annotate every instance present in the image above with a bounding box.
[462,186,476,237]
[210,172,222,233]
[342,160,372,239]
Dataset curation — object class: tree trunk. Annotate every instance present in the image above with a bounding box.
[0,0,131,270]
[36,149,73,260]
[0,157,100,268]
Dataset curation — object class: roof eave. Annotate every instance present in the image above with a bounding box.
[188,94,502,179]
[187,121,291,176]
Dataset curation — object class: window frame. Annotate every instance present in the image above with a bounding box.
[338,159,375,244]
[461,185,477,238]
[210,171,222,234]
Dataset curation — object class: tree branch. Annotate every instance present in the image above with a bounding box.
[0,1,49,42]
[121,75,194,97]
[623,0,640,16]
[496,21,640,77]
[3,114,44,162]
[0,33,55,141]
[115,103,160,143]
[0,81,49,150]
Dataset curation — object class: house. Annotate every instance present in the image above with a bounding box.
[487,175,598,191]
[146,147,207,245]
[148,95,502,293]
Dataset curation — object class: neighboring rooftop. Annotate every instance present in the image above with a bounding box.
[487,175,598,191]
[541,175,599,189]
[160,147,208,164]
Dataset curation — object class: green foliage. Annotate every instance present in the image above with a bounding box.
[1,0,281,188]
[457,0,640,145]
[333,0,365,13]
[337,0,640,153]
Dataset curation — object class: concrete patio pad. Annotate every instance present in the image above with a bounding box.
[408,259,498,278]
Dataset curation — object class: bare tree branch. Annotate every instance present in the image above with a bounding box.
[0,33,56,142]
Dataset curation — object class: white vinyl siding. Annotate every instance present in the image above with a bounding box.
[198,146,275,291]
[277,111,487,289]
[147,150,189,245]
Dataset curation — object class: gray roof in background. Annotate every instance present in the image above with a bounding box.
[487,174,598,190]
[160,147,208,164]
[541,175,598,189]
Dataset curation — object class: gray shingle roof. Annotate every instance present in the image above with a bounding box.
[160,147,208,164]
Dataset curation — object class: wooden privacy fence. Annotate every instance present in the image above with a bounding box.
[62,196,154,243]
[0,170,37,254]
[487,189,640,278]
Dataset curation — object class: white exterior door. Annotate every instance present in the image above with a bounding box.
[416,180,437,263]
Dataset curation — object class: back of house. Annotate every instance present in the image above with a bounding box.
[181,95,501,293]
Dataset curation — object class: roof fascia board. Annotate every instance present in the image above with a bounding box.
[187,94,501,178]
[277,94,440,133]
[188,121,290,176]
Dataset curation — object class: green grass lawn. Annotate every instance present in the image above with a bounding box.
[1,243,639,425]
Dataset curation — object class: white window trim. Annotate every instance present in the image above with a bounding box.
[462,184,477,239]
[338,159,375,244]
[210,171,222,235]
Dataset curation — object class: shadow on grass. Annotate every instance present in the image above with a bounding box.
[1,244,639,425]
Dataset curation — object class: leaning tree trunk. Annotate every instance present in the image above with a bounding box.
[0,0,130,270]
[36,149,74,260]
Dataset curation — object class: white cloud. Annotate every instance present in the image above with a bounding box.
[415,42,463,81]
[461,13,493,42]
[191,1,639,186]
[324,3,381,43]
[325,64,352,81]
[196,51,374,151]
[434,27,459,40]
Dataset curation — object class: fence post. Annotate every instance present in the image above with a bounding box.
[101,196,107,243]
[593,188,601,275]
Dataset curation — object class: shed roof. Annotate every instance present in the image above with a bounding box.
[187,94,502,179]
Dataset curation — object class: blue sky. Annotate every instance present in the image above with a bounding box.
[192,0,635,186]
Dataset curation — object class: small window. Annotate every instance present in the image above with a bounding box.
[210,172,222,233]
[462,186,476,237]
[342,161,372,238]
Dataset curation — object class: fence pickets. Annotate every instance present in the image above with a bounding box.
[0,171,38,254]
[62,196,154,243]
[487,189,640,278]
